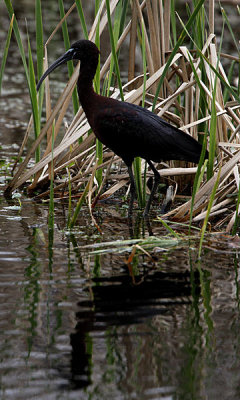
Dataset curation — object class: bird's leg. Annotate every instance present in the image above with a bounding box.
[127,165,136,217]
[143,160,161,217]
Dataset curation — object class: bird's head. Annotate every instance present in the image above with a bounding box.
[37,40,100,91]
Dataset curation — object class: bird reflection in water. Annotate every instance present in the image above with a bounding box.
[69,269,200,389]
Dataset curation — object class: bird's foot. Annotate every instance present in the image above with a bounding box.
[160,185,174,214]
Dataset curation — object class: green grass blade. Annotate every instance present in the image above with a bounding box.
[48,122,55,234]
[187,52,210,125]
[198,167,221,258]
[112,1,122,45]
[189,158,208,234]
[141,21,147,108]
[208,19,224,180]
[179,12,240,105]
[35,0,44,121]
[106,0,122,96]
[106,0,123,96]
[119,0,128,37]
[157,218,181,238]
[232,185,240,236]
[35,0,43,80]
[58,0,79,114]
[152,0,206,111]
[75,0,88,39]
[221,6,240,55]
[133,157,143,208]
[0,14,14,95]
[95,144,103,187]
[27,34,40,163]
[105,0,124,101]
[207,88,217,180]
[94,17,101,93]
[223,61,236,103]
[133,21,147,209]
[67,168,72,229]
[238,7,240,96]
[170,0,177,46]
[221,6,240,99]
[95,0,100,16]
[192,0,205,50]
[48,122,55,265]
[93,254,101,278]
[4,0,29,84]
[69,181,90,229]
[94,17,103,186]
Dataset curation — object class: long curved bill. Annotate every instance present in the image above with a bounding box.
[37,48,74,91]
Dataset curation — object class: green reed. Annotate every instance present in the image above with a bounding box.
[67,168,72,229]
[69,181,91,229]
[27,33,41,163]
[232,186,240,236]
[198,167,221,258]
[59,0,79,114]
[94,13,102,187]
[152,0,206,112]
[35,0,43,80]
[48,122,55,268]
[4,0,43,164]
[48,122,55,235]
[75,0,88,39]
[133,22,147,210]
[0,14,13,95]
[105,0,124,101]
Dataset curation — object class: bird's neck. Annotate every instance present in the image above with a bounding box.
[77,60,98,112]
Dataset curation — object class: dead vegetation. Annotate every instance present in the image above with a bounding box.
[5,0,240,232]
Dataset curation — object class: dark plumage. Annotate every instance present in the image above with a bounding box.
[37,39,207,216]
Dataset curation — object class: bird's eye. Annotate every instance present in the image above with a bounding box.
[72,50,79,59]
[67,48,75,58]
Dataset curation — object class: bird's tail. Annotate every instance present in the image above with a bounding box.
[175,131,208,164]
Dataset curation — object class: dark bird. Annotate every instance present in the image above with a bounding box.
[37,40,207,216]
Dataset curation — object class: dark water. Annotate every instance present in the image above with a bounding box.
[1,189,240,400]
[1,2,240,399]
[1,191,240,400]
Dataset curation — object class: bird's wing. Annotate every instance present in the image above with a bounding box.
[95,101,203,164]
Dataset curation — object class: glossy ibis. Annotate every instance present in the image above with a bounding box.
[37,40,207,216]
